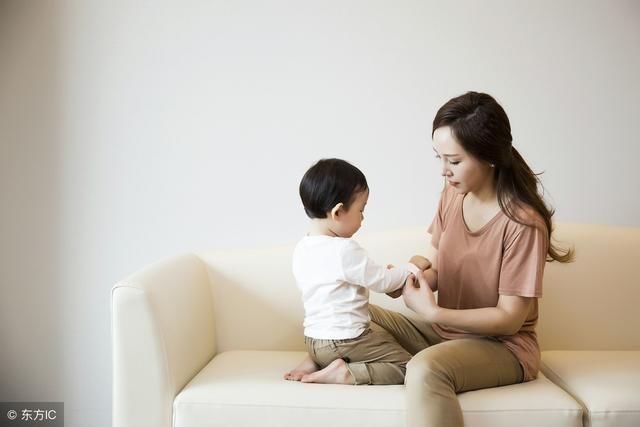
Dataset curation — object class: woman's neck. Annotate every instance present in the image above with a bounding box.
[467,178,498,205]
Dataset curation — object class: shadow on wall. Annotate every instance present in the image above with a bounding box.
[0,0,65,405]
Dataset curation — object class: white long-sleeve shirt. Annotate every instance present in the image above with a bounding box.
[292,235,420,339]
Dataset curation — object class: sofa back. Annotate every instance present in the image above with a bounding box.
[537,223,639,350]
[199,223,639,353]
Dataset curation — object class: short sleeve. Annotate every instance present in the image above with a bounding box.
[427,186,455,249]
[498,223,549,298]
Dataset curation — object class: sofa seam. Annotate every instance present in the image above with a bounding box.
[173,402,583,413]
[541,360,591,424]
[541,359,640,414]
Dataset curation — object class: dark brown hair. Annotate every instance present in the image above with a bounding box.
[432,91,573,263]
[299,158,368,219]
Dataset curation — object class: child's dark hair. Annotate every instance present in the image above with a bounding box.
[299,158,368,219]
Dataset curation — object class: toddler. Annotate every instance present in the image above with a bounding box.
[283,158,430,385]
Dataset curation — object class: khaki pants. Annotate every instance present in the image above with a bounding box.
[369,304,524,427]
[305,322,413,385]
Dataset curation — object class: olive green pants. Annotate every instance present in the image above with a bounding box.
[369,304,524,427]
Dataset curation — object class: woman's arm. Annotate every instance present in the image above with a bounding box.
[402,271,532,336]
[408,242,439,290]
[423,241,439,272]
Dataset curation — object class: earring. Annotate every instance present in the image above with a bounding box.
[490,164,495,168]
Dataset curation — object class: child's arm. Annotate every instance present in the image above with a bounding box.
[385,264,407,299]
[341,240,420,294]
[387,266,438,298]
[386,256,435,298]
[386,286,404,299]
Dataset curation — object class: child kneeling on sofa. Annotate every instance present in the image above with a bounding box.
[284,158,434,385]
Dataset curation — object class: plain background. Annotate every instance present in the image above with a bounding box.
[1,1,639,426]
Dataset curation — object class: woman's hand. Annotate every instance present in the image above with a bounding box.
[402,270,439,322]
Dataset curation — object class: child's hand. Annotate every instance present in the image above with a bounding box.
[409,255,432,271]
[386,285,405,299]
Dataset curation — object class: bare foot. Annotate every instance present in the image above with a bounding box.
[284,355,319,381]
[300,358,354,385]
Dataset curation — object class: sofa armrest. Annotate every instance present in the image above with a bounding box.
[111,254,216,427]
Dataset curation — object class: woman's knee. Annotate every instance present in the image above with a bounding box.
[406,349,451,387]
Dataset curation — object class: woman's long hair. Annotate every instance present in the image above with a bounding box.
[433,91,573,263]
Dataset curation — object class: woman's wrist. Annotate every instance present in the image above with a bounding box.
[419,304,441,323]
[432,306,443,323]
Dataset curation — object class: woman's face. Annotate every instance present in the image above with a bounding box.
[432,126,494,195]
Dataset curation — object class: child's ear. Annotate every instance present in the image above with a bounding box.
[330,203,344,220]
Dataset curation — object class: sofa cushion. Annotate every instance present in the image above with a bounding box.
[541,351,640,427]
[173,350,582,427]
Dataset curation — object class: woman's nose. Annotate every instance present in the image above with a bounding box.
[441,162,450,177]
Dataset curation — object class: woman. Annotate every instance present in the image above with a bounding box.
[370,91,574,426]
[290,91,573,425]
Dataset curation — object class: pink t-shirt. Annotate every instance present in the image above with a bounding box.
[428,185,549,381]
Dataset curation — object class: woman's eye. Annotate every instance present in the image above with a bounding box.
[450,161,460,165]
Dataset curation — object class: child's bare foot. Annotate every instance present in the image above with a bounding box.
[284,355,319,381]
[300,358,354,385]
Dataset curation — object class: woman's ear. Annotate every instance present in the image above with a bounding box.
[330,203,344,220]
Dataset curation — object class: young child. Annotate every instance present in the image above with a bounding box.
[283,158,431,385]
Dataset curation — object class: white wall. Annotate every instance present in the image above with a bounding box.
[1,1,638,426]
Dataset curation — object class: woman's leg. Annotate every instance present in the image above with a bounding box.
[405,338,523,427]
[369,304,444,354]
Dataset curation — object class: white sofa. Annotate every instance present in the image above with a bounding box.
[111,223,640,427]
